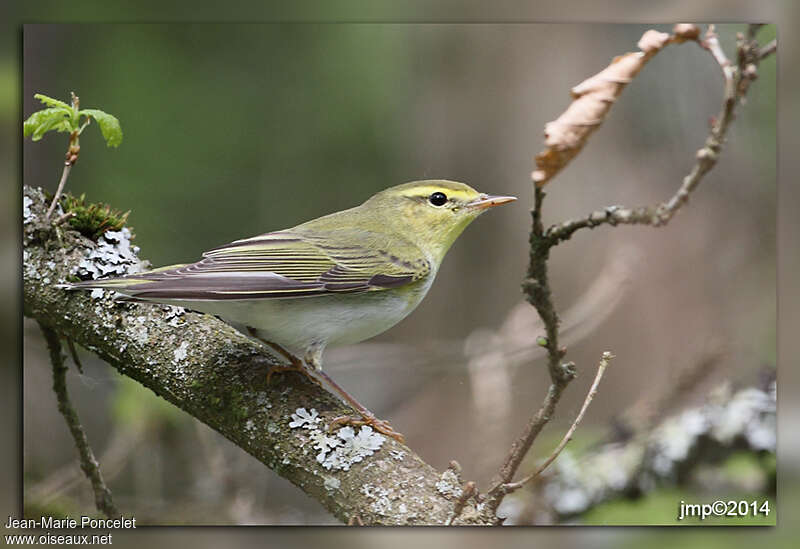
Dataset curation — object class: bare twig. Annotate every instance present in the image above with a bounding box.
[487,29,706,511]
[543,25,773,246]
[484,382,565,518]
[759,39,776,60]
[498,352,614,495]
[703,25,736,99]
[445,481,477,525]
[746,24,764,40]
[66,337,84,374]
[45,92,81,220]
[53,211,75,227]
[482,23,771,524]
[38,321,119,519]
[525,187,568,384]
[483,175,574,521]
[45,164,73,220]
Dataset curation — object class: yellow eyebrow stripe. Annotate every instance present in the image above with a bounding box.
[400,186,475,201]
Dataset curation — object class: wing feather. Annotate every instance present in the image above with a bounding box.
[69,230,430,300]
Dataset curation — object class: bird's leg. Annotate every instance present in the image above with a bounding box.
[303,344,405,443]
[245,327,321,387]
[320,370,405,444]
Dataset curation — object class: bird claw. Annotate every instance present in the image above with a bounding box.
[329,414,405,444]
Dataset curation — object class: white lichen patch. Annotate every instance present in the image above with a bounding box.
[309,430,340,462]
[711,386,775,447]
[162,305,186,326]
[533,381,777,522]
[23,196,35,224]
[360,483,393,516]
[390,450,406,461]
[90,288,105,300]
[320,426,385,471]
[289,407,322,429]
[436,469,461,498]
[651,409,708,475]
[127,318,149,345]
[75,227,145,280]
[244,419,256,440]
[323,476,341,492]
[173,341,190,363]
[287,408,386,472]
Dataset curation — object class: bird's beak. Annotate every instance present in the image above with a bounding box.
[467,194,517,210]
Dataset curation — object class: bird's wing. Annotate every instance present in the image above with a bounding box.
[67,230,430,301]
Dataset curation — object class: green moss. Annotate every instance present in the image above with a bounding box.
[58,192,131,240]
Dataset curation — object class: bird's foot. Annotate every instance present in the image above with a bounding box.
[329,413,405,444]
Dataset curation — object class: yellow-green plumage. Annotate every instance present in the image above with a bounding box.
[62,180,515,367]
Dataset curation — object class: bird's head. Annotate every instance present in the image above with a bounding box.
[362,180,516,263]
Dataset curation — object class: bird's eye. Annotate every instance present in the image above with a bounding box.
[428,192,448,206]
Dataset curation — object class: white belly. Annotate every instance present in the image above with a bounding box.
[162,275,434,355]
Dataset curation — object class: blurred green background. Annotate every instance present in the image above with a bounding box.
[18,19,781,537]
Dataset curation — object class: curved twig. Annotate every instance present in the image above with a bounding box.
[482,24,773,523]
[498,352,613,495]
[39,322,119,519]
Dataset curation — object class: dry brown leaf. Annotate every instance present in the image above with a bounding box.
[532,24,700,186]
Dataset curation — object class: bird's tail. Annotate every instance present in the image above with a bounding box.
[55,263,188,294]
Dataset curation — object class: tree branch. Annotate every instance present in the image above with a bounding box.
[483,189,574,519]
[482,23,772,523]
[543,24,773,246]
[525,377,776,523]
[498,351,613,496]
[38,321,119,519]
[759,39,776,60]
[23,186,478,525]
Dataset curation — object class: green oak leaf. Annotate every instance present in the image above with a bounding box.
[79,109,123,147]
[33,93,72,110]
[23,107,74,141]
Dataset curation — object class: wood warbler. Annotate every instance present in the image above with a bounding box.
[61,180,516,441]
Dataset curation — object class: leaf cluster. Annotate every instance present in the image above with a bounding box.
[23,93,123,147]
